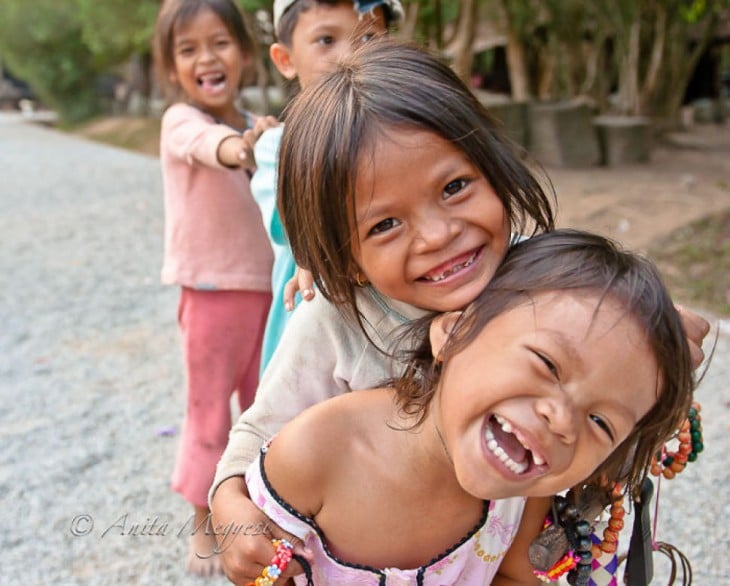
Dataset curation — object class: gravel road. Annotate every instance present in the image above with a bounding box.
[1,113,727,585]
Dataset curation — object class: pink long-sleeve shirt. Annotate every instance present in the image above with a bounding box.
[160,103,273,291]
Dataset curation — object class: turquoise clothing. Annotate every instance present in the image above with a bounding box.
[251,126,294,375]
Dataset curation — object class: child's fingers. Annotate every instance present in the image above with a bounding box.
[217,532,275,584]
[283,268,315,311]
[259,528,313,582]
[675,304,710,368]
[283,276,299,312]
[254,115,280,134]
[297,269,315,302]
[248,116,280,144]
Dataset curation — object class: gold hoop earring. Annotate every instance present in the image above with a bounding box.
[354,272,368,288]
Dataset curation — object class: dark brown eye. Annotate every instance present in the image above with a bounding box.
[444,178,467,197]
[590,415,614,441]
[536,352,559,379]
[368,217,399,236]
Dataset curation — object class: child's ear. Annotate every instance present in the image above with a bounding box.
[269,42,297,80]
[429,312,463,361]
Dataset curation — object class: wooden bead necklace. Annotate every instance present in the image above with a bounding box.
[534,482,624,585]
[650,402,703,480]
[590,483,625,561]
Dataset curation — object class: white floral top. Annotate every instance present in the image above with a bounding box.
[246,447,527,585]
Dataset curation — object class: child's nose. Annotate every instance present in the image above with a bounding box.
[199,45,216,62]
[413,214,461,251]
[535,395,578,444]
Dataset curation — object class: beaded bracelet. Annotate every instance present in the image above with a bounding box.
[246,538,294,586]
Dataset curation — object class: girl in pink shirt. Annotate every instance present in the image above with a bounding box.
[152,0,274,575]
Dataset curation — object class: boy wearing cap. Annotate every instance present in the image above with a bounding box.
[208,1,402,582]
[249,0,403,377]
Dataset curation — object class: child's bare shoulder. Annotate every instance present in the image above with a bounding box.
[265,388,393,515]
[275,388,392,456]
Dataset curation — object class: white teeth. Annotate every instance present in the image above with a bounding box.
[484,424,528,474]
[494,414,512,433]
[423,251,477,282]
[488,416,547,469]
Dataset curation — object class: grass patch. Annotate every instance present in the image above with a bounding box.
[649,210,730,317]
[69,116,161,157]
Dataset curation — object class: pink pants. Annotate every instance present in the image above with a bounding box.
[171,287,271,507]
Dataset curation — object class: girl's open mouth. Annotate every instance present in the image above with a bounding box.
[197,72,226,92]
[484,414,547,476]
[419,247,482,283]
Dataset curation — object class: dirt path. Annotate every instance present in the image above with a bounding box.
[546,124,730,251]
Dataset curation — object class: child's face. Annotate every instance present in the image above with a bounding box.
[276,3,387,88]
[432,291,659,500]
[169,7,250,120]
[351,126,510,312]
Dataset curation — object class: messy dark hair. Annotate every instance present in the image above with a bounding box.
[278,39,555,329]
[277,0,400,45]
[393,229,694,497]
[153,0,255,100]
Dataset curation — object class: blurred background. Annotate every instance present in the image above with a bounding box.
[1,1,728,127]
[1,0,728,328]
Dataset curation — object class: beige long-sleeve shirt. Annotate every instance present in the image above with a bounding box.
[209,286,427,503]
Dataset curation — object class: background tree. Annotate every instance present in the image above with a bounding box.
[0,0,99,123]
[652,0,727,124]
[77,0,160,104]
[591,0,725,122]
[1,0,726,126]
[496,0,536,101]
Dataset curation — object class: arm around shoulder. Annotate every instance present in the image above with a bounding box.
[210,293,359,504]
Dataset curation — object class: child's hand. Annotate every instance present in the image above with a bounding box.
[675,304,710,368]
[283,267,315,311]
[210,476,312,584]
[239,115,280,169]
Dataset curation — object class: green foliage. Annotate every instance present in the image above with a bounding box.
[0,0,166,122]
[76,0,159,65]
[1,0,727,124]
[238,0,271,13]
[0,0,100,122]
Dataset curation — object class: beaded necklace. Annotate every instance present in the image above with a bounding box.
[531,400,704,586]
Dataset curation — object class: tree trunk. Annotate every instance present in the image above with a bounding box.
[616,16,641,115]
[580,34,604,96]
[505,25,530,100]
[537,50,555,101]
[661,13,719,126]
[446,0,478,82]
[640,4,666,115]
[399,1,420,40]
[433,0,444,49]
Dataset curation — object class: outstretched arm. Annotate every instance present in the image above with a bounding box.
[217,115,279,169]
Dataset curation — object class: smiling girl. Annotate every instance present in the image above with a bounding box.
[153,0,274,574]
[245,229,694,585]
